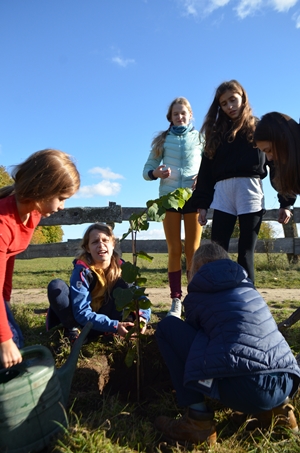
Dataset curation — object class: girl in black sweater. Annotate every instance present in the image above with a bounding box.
[192,80,294,283]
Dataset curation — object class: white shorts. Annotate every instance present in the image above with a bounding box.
[211,177,265,216]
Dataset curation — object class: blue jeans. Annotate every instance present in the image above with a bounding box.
[155,316,294,412]
[4,300,24,348]
[47,279,121,340]
[47,279,78,330]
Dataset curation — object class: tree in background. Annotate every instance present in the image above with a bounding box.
[31,226,63,244]
[0,165,13,186]
[257,222,276,240]
[0,165,64,244]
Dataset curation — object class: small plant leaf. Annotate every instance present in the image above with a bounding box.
[119,229,132,242]
[147,202,159,220]
[125,346,136,368]
[136,251,153,262]
[135,277,147,286]
[120,261,140,283]
[162,194,178,210]
[130,286,146,297]
[113,287,134,311]
[122,307,131,321]
[138,297,151,309]
[146,198,156,208]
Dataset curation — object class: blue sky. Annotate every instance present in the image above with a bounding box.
[1,0,300,241]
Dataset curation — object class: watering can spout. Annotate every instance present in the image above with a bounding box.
[57,322,92,406]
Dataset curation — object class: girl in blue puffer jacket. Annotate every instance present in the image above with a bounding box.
[155,242,300,446]
[143,97,202,318]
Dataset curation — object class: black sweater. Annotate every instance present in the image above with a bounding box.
[191,132,296,210]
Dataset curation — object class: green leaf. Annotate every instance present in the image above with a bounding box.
[132,287,147,299]
[139,319,146,330]
[155,206,166,221]
[183,187,192,199]
[122,307,131,321]
[135,277,147,286]
[125,347,136,368]
[129,212,143,222]
[136,251,153,262]
[138,219,149,231]
[162,195,178,210]
[146,198,159,209]
[148,202,166,221]
[138,297,151,309]
[128,212,149,232]
[119,230,132,242]
[147,202,159,220]
[113,287,134,311]
[120,261,140,283]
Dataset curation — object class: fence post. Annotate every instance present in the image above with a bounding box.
[282,218,299,264]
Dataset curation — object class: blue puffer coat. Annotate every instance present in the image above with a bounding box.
[143,129,202,197]
[183,259,300,394]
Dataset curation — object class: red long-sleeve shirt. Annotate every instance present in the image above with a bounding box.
[0,195,41,342]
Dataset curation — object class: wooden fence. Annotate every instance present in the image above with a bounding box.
[16,202,300,260]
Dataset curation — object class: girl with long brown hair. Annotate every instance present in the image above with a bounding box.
[191,80,293,283]
[47,223,151,343]
[254,112,300,198]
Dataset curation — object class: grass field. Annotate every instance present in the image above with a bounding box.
[7,253,300,452]
[13,252,300,289]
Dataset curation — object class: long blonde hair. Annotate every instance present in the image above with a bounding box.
[201,80,256,159]
[189,242,229,282]
[78,223,122,294]
[151,97,193,158]
[0,149,80,201]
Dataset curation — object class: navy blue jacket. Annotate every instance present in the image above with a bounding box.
[183,259,300,396]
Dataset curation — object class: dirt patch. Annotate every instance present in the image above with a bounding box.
[11,287,300,306]
[56,326,172,411]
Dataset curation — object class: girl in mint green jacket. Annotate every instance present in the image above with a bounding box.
[143,97,202,318]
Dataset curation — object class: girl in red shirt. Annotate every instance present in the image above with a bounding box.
[0,149,80,368]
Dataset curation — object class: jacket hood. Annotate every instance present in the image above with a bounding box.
[188,259,248,293]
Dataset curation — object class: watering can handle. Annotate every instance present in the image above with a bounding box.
[20,344,54,362]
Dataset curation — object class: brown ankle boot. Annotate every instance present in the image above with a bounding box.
[154,408,217,446]
[231,399,298,433]
[256,401,298,432]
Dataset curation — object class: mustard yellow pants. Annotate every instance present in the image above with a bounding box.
[163,211,202,298]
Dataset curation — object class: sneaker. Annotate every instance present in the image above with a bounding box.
[64,327,81,346]
[166,298,182,318]
[155,408,217,446]
[231,398,298,433]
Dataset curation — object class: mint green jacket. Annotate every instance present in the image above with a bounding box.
[143,129,202,197]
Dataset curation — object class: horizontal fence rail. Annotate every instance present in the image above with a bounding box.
[16,203,300,259]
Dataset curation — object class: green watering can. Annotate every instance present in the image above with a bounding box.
[0,322,92,453]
